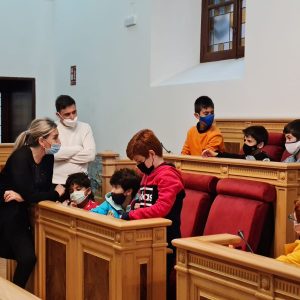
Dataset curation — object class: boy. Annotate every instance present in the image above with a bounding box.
[202,125,271,161]
[123,129,185,298]
[91,168,141,218]
[283,119,300,162]
[65,172,98,210]
[276,200,300,266]
[181,96,225,155]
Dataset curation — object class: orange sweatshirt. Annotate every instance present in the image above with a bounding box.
[181,124,225,155]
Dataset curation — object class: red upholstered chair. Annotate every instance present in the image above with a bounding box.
[180,172,219,237]
[203,178,276,255]
[261,132,285,161]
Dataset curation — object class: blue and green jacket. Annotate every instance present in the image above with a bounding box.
[91,192,132,218]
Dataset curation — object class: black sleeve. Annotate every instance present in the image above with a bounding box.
[254,152,271,161]
[217,152,245,159]
[7,149,59,203]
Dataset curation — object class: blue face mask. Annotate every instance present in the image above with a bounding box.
[199,114,214,129]
[45,143,61,155]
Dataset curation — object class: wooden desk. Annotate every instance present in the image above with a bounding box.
[35,201,171,300]
[172,234,300,300]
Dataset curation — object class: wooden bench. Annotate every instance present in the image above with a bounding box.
[172,234,300,300]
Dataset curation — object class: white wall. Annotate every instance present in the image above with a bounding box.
[0,0,55,117]
[52,0,300,155]
[1,0,299,155]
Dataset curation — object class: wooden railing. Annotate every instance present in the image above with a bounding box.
[99,152,300,257]
[172,234,300,300]
[34,201,171,300]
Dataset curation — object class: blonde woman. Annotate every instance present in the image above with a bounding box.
[0,118,65,288]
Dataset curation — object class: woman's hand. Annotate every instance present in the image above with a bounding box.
[55,184,65,197]
[4,190,24,202]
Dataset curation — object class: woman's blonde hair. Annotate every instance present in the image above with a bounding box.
[14,118,57,151]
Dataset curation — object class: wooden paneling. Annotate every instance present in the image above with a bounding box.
[173,234,300,300]
[140,263,147,300]
[84,253,109,300]
[46,239,66,300]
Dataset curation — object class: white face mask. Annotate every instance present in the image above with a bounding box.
[70,190,86,204]
[63,116,78,128]
[285,140,300,155]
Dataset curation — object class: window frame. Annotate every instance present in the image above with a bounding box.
[200,0,245,63]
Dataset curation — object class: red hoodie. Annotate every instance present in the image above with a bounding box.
[129,163,185,244]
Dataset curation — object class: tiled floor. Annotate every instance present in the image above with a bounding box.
[0,258,6,278]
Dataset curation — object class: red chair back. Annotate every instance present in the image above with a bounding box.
[261,132,285,161]
[203,178,276,254]
[181,172,218,237]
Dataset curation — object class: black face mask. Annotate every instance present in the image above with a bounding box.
[243,143,258,156]
[137,162,154,175]
[111,193,126,205]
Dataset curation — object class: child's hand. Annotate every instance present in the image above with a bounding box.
[60,200,70,206]
[134,203,140,209]
[69,201,78,207]
[202,149,218,157]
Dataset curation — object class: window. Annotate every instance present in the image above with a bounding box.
[200,0,246,62]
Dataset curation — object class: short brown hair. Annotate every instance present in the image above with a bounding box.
[126,129,163,159]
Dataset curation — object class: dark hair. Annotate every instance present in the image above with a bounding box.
[110,168,141,199]
[194,96,214,114]
[283,119,300,140]
[55,95,76,112]
[243,125,269,145]
[65,172,94,199]
[126,129,163,159]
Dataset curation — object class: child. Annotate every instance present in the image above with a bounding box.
[65,172,98,210]
[202,125,271,161]
[123,129,185,297]
[276,200,300,266]
[91,168,141,218]
[181,96,225,155]
[283,119,300,162]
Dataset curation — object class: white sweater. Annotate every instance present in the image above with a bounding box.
[53,121,96,184]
